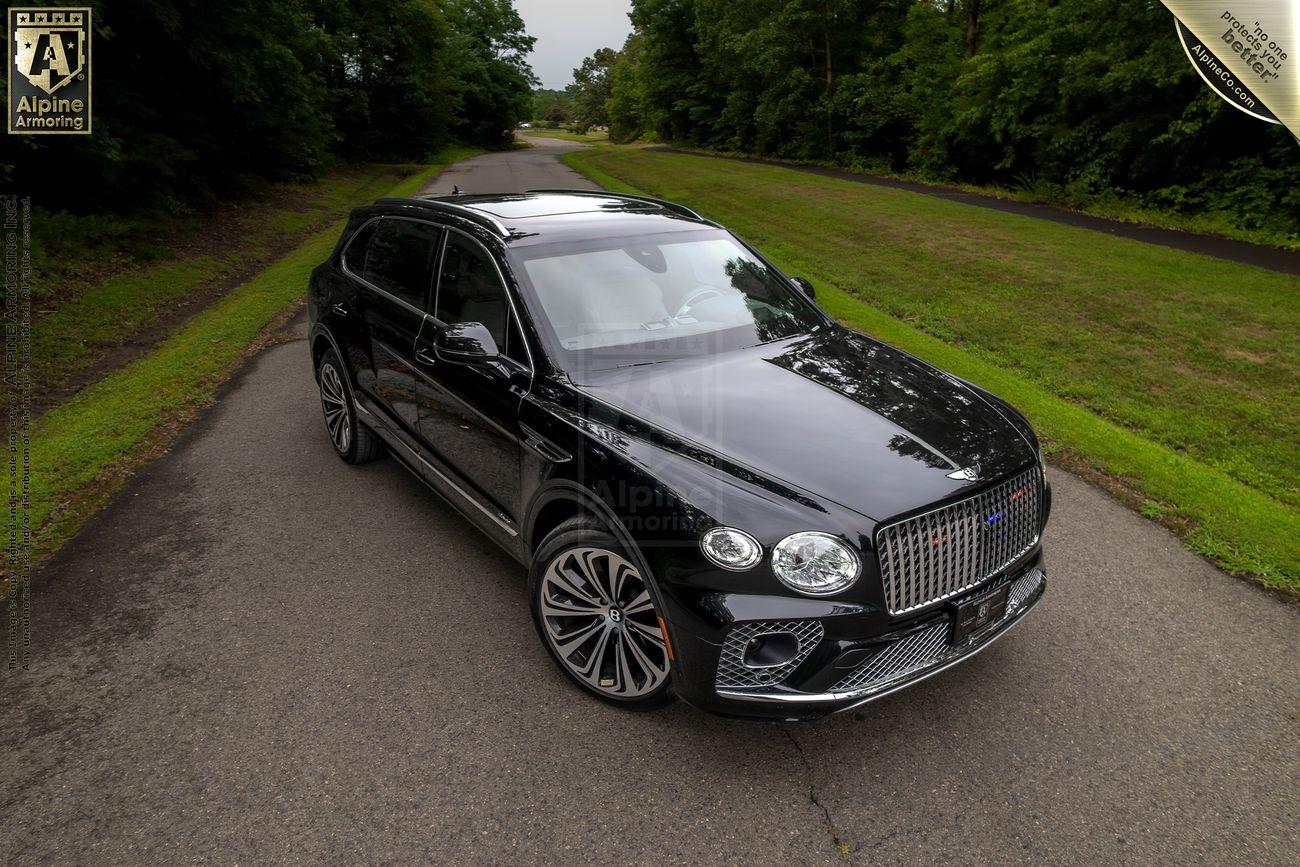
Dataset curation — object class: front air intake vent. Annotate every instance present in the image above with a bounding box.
[714,620,823,690]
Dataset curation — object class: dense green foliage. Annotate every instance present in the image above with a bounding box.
[578,0,1300,238]
[0,0,534,217]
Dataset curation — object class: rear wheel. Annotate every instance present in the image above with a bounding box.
[530,519,674,709]
[316,348,383,464]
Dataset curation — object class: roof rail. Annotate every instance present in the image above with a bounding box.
[376,196,510,238]
[525,188,707,222]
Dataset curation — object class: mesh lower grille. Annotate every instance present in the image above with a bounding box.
[830,567,1043,694]
[830,623,950,693]
[715,620,823,690]
[1007,565,1043,611]
[877,466,1043,614]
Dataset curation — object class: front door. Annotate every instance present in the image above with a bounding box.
[416,229,530,524]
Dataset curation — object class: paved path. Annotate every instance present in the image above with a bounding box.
[420,136,600,196]
[650,147,1300,277]
[4,140,1297,864]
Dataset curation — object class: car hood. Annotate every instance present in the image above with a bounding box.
[575,328,1037,522]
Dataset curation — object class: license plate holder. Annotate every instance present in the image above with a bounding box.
[950,582,1010,645]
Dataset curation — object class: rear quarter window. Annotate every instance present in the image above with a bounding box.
[342,220,377,274]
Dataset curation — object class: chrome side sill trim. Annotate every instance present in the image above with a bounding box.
[357,402,518,537]
[717,576,1044,707]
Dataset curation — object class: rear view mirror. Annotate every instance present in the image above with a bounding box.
[435,322,500,364]
[791,277,816,300]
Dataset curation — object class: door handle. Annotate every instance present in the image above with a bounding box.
[415,348,438,366]
[331,303,350,318]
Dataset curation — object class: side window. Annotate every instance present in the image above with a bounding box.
[361,219,439,309]
[341,220,377,275]
[437,233,527,365]
[504,318,528,366]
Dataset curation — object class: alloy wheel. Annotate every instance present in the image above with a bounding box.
[318,361,352,454]
[539,546,670,698]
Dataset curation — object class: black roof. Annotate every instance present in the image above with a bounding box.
[374,190,714,246]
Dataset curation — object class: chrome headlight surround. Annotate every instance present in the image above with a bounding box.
[700,526,763,571]
[771,531,860,596]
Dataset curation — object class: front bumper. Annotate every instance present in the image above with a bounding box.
[673,563,1046,720]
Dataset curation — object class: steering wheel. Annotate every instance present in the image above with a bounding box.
[674,287,724,318]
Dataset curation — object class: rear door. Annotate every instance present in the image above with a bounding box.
[354,217,441,435]
[332,219,379,383]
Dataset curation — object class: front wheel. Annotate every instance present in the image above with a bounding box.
[529,518,674,709]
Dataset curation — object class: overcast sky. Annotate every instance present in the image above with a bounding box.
[516,0,633,90]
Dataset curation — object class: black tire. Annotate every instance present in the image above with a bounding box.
[316,348,384,465]
[529,517,675,710]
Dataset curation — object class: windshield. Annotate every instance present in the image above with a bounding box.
[508,229,825,374]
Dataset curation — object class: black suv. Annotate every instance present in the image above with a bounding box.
[307,190,1049,720]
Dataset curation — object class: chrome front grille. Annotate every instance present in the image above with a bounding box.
[876,467,1043,615]
[715,620,823,690]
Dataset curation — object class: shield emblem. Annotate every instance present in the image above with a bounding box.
[14,23,85,95]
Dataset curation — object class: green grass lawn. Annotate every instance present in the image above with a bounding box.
[661,145,1300,251]
[32,162,464,410]
[564,146,1300,591]
[519,128,609,145]
[12,150,475,567]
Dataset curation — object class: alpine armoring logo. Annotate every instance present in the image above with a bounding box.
[8,7,92,135]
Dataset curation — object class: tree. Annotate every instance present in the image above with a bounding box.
[444,0,538,145]
[306,0,458,162]
[606,35,646,142]
[964,0,982,57]
[568,47,619,130]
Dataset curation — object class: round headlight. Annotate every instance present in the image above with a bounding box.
[772,532,859,596]
[700,527,762,571]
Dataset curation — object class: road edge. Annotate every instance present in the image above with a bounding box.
[11,157,467,574]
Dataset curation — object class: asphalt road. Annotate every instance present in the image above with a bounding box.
[419,136,601,196]
[4,139,1297,864]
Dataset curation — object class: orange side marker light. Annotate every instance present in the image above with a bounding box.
[657,616,676,661]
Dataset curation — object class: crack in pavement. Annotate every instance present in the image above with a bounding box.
[784,726,853,861]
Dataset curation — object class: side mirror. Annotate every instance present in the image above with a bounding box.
[435,322,500,365]
[791,277,816,300]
